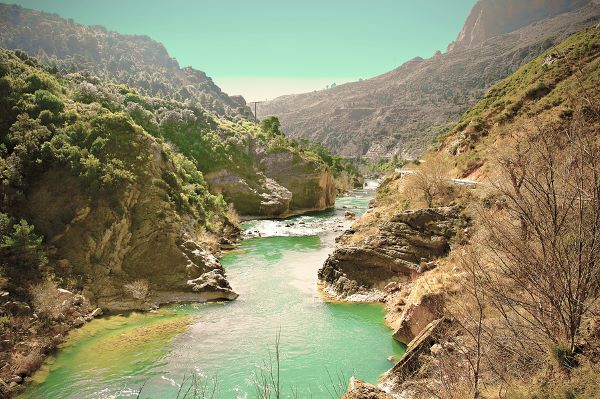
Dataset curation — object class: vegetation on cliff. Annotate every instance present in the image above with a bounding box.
[0,47,240,394]
[0,3,252,119]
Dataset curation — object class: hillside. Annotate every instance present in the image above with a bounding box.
[0,40,345,393]
[260,0,600,159]
[333,26,600,398]
[0,48,241,394]
[0,3,252,119]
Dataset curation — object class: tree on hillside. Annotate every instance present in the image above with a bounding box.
[405,154,452,207]
[260,116,283,137]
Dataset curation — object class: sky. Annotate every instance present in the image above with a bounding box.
[6,0,477,101]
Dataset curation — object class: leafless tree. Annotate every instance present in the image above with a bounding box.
[470,92,600,360]
[405,154,452,207]
[254,329,282,399]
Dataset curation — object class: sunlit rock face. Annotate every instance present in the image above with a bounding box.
[448,0,591,51]
[318,207,468,298]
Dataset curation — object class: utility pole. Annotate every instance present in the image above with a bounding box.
[248,101,264,122]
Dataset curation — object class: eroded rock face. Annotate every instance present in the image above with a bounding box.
[448,0,591,51]
[206,149,336,218]
[23,135,237,311]
[205,170,292,217]
[392,293,445,344]
[260,152,336,211]
[318,207,467,299]
[187,269,238,300]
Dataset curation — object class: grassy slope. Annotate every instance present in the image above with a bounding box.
[436,26,600,178]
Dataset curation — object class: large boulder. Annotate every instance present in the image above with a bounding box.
[318,206,467,299]
[392,293,445,344]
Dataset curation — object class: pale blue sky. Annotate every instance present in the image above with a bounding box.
[6,0,477,100]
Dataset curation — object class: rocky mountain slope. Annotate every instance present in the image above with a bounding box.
[261,0,600,159]
[333,25,600,398]
[448,0,591,51]
[0,3,252,119]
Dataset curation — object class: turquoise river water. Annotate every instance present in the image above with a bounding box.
[21,183,404,398]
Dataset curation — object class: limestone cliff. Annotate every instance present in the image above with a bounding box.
[259,151,336,212]
[21,120,238,311]
[206,170,292,217]
[206,148,336,218]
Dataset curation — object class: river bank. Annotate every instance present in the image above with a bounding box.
[18,183,404,399]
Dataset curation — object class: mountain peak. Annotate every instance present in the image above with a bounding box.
[448,0,591,51]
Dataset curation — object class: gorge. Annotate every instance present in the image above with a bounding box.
[1,1,599,398]
[19,185,404,399]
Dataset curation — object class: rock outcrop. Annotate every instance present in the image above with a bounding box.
[206,149,336,218]
[342,378,395,399]
[381,318,454,392]
[318,207,468,299]
[448,0,591,51]
[392,292,445,344]
[206,170,293,217]
[260,151,336,212]
[22,123,238,311]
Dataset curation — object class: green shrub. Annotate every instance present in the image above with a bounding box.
[33,89,64,114]
[0,216,47,280]
[0,315,11,328]
[550,343,578,369]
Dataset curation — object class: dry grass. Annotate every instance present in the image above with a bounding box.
[196,227,221,253]
[29,280,71,320]
[226,203,241,226]
[124,279,150,301]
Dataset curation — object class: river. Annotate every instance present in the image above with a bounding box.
[21,182,404,398]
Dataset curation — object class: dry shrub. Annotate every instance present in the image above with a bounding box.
[14,349,44,375]
[196,227,221,253]
[226,202,241,226]
[425,90,600,399]
[124,279,149,301]
[30,280,70,320]
[404,153,453,208]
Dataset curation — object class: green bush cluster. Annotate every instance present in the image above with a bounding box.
[0,212,47,285]
[289,135,361,181]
